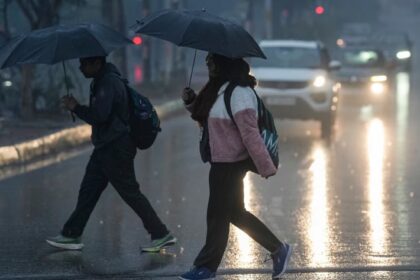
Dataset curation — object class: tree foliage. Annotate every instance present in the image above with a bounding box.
[7,0,85,118]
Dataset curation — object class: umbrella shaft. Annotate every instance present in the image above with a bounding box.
[62,61,75,122]
[62,61,70,96]
[188,50,197,87]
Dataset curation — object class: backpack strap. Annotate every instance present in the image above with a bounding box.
[100,72,130,129]
[223,83,238,126]
[223,83,263,129]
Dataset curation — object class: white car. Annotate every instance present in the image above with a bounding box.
[251,40,341,139]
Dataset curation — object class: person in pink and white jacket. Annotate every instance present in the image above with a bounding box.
[179,53,292,280]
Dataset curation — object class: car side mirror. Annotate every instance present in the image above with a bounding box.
[329,60,341,71]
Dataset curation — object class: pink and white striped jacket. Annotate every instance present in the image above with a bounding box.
[187,82,277,178]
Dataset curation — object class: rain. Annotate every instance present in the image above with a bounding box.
[1,0,420,279]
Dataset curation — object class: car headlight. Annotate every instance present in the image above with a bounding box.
[396,50,411,60]
[370,75,387,82]
[313,76,326,88]
[2,80,12,87]
[370,82,385,95]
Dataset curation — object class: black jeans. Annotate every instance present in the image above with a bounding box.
[61,134,168,240]
[194,158,282,271]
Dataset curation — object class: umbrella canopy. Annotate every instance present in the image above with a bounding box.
[0,23,132,122]
[0,23,132,68]
[132,9,266,59]
[0,32,7,48]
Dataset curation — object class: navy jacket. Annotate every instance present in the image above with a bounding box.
[73,63,129,148]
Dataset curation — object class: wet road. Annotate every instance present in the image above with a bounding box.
[1,71,420,280]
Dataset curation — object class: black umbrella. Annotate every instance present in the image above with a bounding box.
[132,9,266,86]
[0,31,7,48]
[0,23,132,66]
[0,23,132,120]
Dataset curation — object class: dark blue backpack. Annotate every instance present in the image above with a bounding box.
[106,73,161,149]
[125,85,161,150]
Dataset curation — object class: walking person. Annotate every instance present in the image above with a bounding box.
[46,56,176,252]
[179,53,292,280]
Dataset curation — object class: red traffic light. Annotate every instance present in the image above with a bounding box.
[315,5,325,15]
[132,36,142,45]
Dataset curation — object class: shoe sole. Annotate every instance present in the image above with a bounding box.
[141,237,177,253]
[273,244,292,279]
[46,240,84,250]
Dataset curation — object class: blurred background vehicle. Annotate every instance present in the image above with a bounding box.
[341,22,373,36]
[336,23,413,73]
[334,46,391,110]
[372,32,413,73]
[251,40,341,139]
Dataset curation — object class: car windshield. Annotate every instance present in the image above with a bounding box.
[370,34,411,51]
[252,46,322,69]
[340,50,385,67]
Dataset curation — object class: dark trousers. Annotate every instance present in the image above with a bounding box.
[194,158,282,271]
[62,134,168,240]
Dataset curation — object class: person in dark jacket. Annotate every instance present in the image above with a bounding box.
[46,56,176,252]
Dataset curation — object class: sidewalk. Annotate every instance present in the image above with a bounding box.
[0,97,184,167]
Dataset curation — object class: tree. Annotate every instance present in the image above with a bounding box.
[142,0,151,82]
[16,0,63,29]
[101,0,127,78]
[10,0,84,119]
[271,0,313,38]
[11,0,62,118]
[0,0,12,38]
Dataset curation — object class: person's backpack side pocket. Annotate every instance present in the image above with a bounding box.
[199,121,211,163]
[126,85,161,150]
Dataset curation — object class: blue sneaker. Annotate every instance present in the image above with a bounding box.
[271,243,292,279]
[179,266,216,280]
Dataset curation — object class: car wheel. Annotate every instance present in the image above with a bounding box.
[321,114,335,140]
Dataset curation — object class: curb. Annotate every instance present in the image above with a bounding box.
[0,99,184,167]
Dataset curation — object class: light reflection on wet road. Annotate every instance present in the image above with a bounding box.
[307,144,330,267]
[367,118,387,259]
[228,174,259,268]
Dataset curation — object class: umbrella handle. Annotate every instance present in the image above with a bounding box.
[188,50,197,87]
[62,61,76,122]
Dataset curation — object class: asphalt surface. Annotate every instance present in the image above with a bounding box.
[3,3,420,278]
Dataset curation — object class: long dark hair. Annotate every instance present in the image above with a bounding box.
[191,53,256,124]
